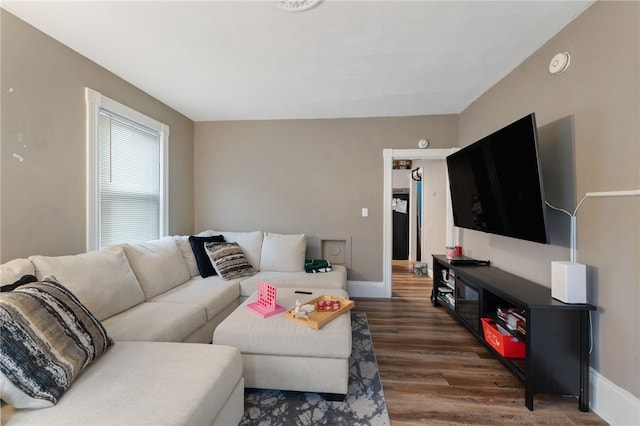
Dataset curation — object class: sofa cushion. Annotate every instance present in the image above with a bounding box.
[124,237,190,300]
[212,230,263,270]
[259,233,306,272]
[29,246,145,321]
[1,259,35,286]
[101,301,206,342]
[174,230,216,277]
[0,277,113,408]
[0,341,243,426]
[206,242,257,281]
[239,265,348,297]
[189,235,226,278]
[150,276,240,321]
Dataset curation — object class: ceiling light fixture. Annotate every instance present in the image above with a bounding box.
[271,0,323,12]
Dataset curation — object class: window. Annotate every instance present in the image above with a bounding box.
[86,88,169,250]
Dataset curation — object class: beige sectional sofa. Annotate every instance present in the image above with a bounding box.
[0,230,347,425]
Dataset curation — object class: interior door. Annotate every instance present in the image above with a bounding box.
[392,192,410,260]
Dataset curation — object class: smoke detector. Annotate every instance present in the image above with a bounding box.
[549,52,571,74]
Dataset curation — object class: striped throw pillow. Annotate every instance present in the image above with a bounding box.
[205,242,257,281]
[0,277,113,408]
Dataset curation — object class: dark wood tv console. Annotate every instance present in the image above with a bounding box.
[432,255,595,411]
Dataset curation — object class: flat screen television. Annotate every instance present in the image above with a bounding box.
[446,113,548,244]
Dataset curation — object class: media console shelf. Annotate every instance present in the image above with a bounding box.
[432,255,595,412]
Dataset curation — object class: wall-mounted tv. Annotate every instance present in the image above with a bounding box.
[446,113,549,244]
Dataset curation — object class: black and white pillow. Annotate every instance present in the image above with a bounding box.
[205,242,257,281]
[0,276,113,408]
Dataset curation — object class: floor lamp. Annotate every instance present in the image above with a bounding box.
[548,189,640,303]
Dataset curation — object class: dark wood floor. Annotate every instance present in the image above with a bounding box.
[352,260,607,425]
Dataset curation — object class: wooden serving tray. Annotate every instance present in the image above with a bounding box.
[284,294,354,329]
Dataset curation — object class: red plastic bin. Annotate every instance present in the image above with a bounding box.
[481,317,525,359]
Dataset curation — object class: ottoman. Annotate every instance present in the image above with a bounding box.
[212,288,352,397]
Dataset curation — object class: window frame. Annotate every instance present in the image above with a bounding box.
[85,87,169,250]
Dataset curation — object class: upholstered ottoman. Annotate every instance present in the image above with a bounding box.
[212,288,352,397]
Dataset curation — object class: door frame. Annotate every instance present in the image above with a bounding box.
[383,148,458,298]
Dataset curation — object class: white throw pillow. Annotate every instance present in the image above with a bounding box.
[174,230,216,277]
[0,258,35,285]
[259,233,306,272]
[124,237,190,299]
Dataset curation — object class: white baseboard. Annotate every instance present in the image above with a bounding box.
[347,281,387,298]
[590,367,640,425]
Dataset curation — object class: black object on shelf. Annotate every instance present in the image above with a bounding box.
[449,257,490,266]
[431,254,595,412]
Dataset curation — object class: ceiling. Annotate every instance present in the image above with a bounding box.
[3,0,595,122]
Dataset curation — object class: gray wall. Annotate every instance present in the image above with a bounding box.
[194,116,458,282]
[0,10,195,262]
[458,1,639,398]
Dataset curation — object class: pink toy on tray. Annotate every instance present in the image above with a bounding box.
[246,281,286,318]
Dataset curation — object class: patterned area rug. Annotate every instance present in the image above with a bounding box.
[239,313,390,426]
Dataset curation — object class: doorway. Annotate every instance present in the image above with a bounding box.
[391,167,421,262]
[382,148,458,298]
[392,191,410,260]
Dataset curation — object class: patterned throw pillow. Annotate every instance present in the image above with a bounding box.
[205,242,257,281]
[0,277,113,408]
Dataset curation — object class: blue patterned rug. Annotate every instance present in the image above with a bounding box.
[239,313,390,425]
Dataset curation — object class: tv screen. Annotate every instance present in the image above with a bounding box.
[446,113,548,244]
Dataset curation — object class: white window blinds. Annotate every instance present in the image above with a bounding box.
[86,88,169,250]
[98,112,161,246]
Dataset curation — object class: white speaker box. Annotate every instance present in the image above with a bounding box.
[551,261,587,303]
